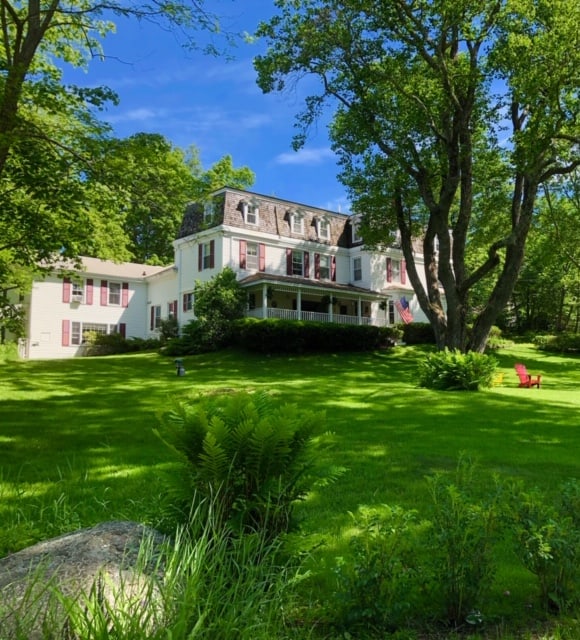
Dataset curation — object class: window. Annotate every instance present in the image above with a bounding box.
[353,257,362,281]
[71,322,108,345]
[292,250,304,276]
[108,282,121,305]
[290,211,304,234]
[198,240,215,271]
[388,301,396,325]
[243,201,260,225]
[386,257,406,284]
[246,242,259,270]
[150,305,162,330]
[351,216,362,243]
[168,300,177,318]
[318,254,331,280]
[71,282,84,302]
[183,292,193,312]
[318,218,330,240]
[203,201,214,222]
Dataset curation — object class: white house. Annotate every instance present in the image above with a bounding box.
[16,188,430,359]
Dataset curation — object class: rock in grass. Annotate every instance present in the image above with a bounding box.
[0,521,169,639]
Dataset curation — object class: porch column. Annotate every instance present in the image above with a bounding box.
[262,283,268,319]
[328,298,333,323]
[296,289,302,319]
[357,297,362,324]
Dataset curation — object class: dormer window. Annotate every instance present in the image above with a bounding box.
[203,201,214,223]
[351,215,362,243]
[243,200,260,226]
[290,209,305,234]
[315,216,330,241]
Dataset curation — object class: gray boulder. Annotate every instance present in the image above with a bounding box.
[0,521,169,639]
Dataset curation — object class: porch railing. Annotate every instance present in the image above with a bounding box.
[246,307,381,326]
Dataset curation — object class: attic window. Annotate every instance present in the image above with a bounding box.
[243,200,260,225]
[315,216,330,240]
[203,201,214,222]
[290,210,304,234]
[351,215,362,243]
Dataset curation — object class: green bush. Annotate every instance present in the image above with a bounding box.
[401,322,436,345]
[533,332,580,353]
[84,332,162,355]
[333,505,423,632]
[509,480,580,613]
[423,456,503,625]
[418,349,498,391]
[232,318,403,354]
[156,390,341,538]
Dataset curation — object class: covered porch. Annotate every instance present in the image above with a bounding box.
[240,274,390,327]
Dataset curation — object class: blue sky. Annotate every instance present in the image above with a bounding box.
[61,2,351,213]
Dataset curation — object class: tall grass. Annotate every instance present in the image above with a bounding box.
[0,500,303,640]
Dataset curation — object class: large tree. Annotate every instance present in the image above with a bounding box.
[90,135,256,265]
[255,0,580,351]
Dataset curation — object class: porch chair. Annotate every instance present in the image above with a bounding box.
[514,363,541,388]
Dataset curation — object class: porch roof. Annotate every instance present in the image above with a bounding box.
[238,272,385,299]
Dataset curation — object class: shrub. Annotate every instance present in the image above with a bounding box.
[333,505,423,632]
[423,456,503,625]
[533,333,580,353]
[401,322,436,345]
[508,481,580,613]
[418,349,498,391]
[83,332,162,355]
[232,318,403,354]
[155,390,341,538]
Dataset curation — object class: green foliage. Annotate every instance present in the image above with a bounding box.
[233,318,402,353]
[83,332,162,355]
[418,349,498,391]
[533,333,580,354]
[332,505,423,632]
[509,480,580,613]
[0,342,19,363]
[401,322,436,345]
[159,316,179,342]
[156,390,338,537]
[424,456,503,625]
[255,0,580,353]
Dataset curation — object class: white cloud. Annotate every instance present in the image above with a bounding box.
[106,108,161,123]
[275,147,335,165]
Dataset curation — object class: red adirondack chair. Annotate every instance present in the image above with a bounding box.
[515,363,541,388]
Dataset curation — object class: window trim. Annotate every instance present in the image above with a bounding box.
[353,256,362,281]
[290,211,305,235]
[243,201,260,226]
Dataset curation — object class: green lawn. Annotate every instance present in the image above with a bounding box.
[1,344,579,637]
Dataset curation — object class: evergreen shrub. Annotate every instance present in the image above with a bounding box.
[401,322,436,345]
[233,318,402,354]
[418,349,497,390]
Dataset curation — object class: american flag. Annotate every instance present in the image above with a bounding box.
[394,296,413,324]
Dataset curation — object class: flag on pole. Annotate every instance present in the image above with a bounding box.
[394,296,413,324]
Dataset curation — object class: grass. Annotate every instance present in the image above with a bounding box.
[1,343,579,638]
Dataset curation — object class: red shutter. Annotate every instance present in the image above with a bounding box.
[198,245,203,271]
[401,260,407,284]
[209,240,215,269]
[239,239,247,269]
[150,306,155,330]
[100,280,108,306]
[86,279,93,305]
[304,251,310,278]
[122,282,129,307]
[314,253,321,280]
[173,299,178,316]
[62,277,71,303]
[119,323,126,338]
[259,243,266,272]
[62,320,70,346]
[286,248,292,275]
[331,256,336,281]
[386,258,392,283]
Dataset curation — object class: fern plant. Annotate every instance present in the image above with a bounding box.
[156,390,339,537]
